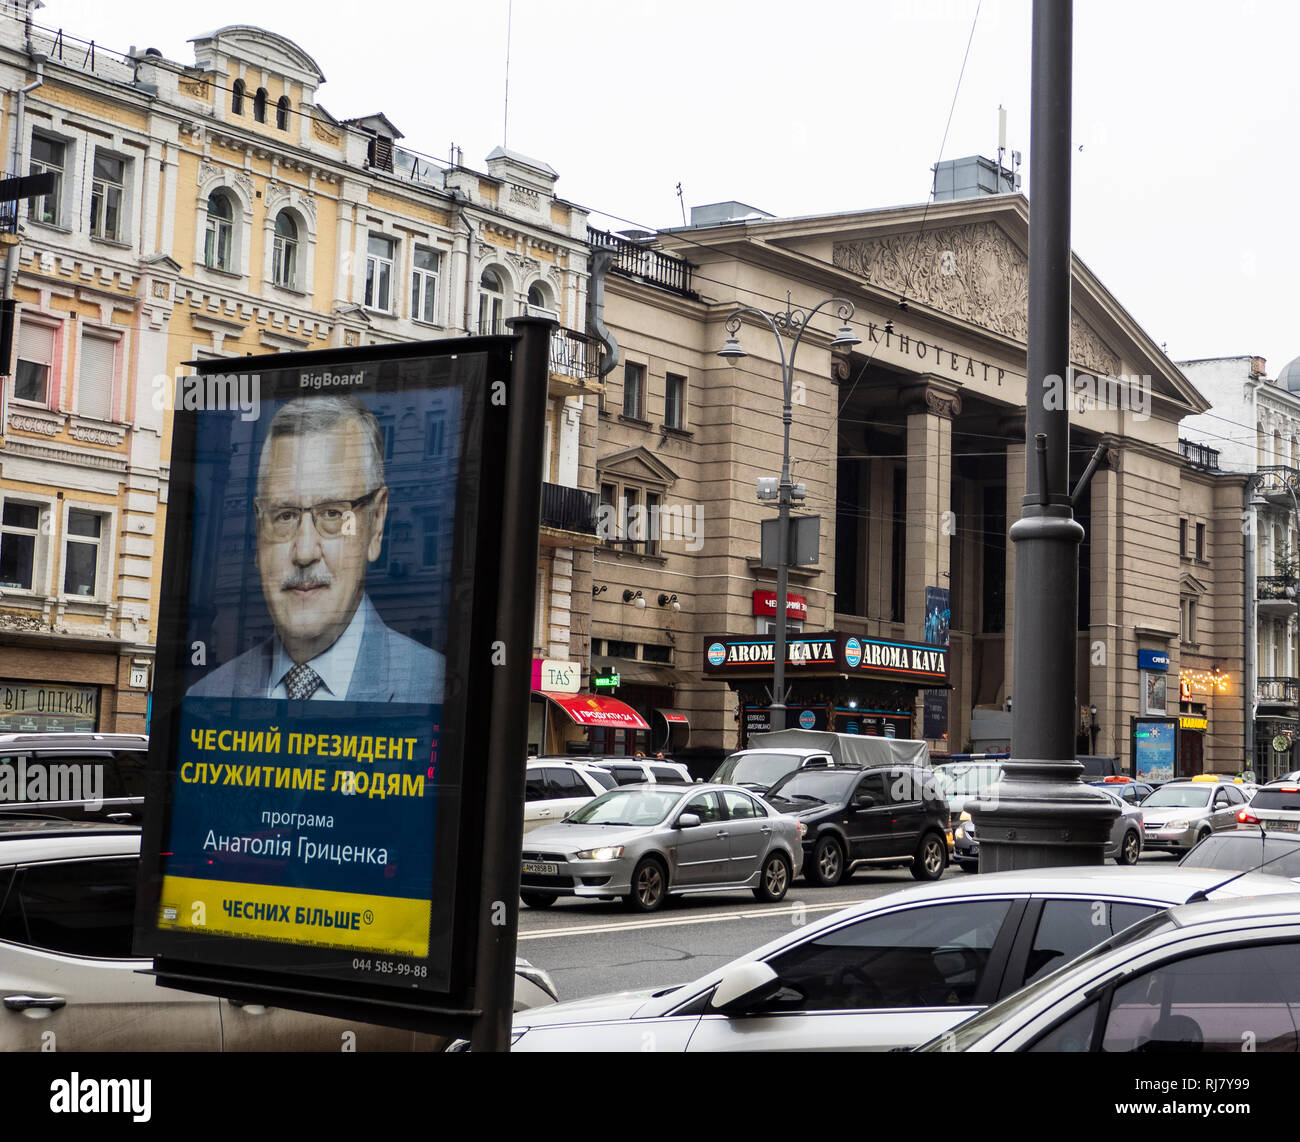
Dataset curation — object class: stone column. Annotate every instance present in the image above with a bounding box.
[903,376,961,642]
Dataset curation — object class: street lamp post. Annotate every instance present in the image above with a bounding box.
[718,297,860,733]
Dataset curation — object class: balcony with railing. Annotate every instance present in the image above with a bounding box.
[548,327,602,397]
[588,227,697,299]
[1258,576,1298,613]
[1254,466,1300,508]
[1257,677,1300,708]
[539,483,601,548]
[1178,439,1220,471]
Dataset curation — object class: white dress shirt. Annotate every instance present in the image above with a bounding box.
[267,596,370,700]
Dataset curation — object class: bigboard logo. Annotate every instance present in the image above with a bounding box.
[707,642,727,668]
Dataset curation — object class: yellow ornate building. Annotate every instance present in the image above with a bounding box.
[0,8,598,732]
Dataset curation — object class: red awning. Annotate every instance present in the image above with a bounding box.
[543,693,650,730]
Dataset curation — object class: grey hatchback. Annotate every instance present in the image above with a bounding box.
[520,784,804,912]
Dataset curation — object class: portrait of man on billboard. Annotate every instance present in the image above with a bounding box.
[187,394,443,703]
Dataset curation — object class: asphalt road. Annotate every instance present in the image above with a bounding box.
[517,852,1184,1003]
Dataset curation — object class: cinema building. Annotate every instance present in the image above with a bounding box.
[589,180,1247,774]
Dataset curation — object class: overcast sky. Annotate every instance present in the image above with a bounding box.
[35,0,1300,379]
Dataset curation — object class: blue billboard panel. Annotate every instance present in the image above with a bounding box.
[1135,720,1176,783]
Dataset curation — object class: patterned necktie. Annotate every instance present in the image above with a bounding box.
[284,663,323,701]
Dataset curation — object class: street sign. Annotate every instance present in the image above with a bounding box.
[760,514,820,568]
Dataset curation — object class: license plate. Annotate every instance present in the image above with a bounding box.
[1271,819,1300,832]
[522,861,559,876]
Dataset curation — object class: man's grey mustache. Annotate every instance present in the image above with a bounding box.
[281,569,333,591]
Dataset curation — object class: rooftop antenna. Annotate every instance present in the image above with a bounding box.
[502,0,513,150]
[997,104,1007,173]
[676,182,686,227]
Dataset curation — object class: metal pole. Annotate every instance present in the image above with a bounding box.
[771,349,793,733]
[470,316,552,1052]
[972,0,1117,870]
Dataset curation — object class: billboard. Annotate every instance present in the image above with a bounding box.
[135,334,535,1034]
[1134,718,1177,783]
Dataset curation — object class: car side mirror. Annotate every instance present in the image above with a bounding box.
[855,795,875,809]
[677,812,702,829]
[709,962,781,1016]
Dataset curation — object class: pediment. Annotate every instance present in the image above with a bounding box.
[1180,572,1209,596]
[191,26,326,86]
[597,446,678,488]
[832,221,1120,378]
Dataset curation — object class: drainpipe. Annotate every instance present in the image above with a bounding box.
[3,10,46,422]
[1245,481,1256,772]
[452,188,475,335]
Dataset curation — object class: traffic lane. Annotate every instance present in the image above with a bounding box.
[517,868,959,1000]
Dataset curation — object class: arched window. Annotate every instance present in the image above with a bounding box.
[276,96,290,131]
[272,211,298,288]
[478,269,505,335]
[204,191,233,271]
[253,87,267,124]
[526,282,558,319]
[232,78,245,115]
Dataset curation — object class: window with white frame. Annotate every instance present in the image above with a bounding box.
[14,320,55,405]
[272,211,298,288]
[89,151,125,241]
[204,191,234,271]
[526,282,558,320]
[411,247,440,323]
[478,269,505,335]
[77,329,117,421]
[29,134,65,226]
[0,500,43,590]
[365,234,395,312]
[598,477,669,554]
[63,509,104,598]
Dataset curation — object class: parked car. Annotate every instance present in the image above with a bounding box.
[955,781,1143,870]
[590,759,694,786]
[708,747,843,794]
[931,760,1004,817]
[1086,775,1154,805]
[1178,828,1300,879]
[1139,777,1248,855]
[0,733,149,824]
[0,821,556,1051]
[765,765,949,885]
[1237,780,1300,832]
[508,866,1300,1052]
[519,784,803,912]
[523,759,616,834]
[711,731,927,795]
[918,893,1300,1052]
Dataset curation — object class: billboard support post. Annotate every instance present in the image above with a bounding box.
[471,316,554,1052]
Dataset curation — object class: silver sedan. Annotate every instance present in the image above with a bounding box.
[519,784,804,912]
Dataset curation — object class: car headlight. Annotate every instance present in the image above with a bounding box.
[1166,819,1191,831]
[575,846,624,861]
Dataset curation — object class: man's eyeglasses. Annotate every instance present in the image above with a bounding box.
[254,489,383,540]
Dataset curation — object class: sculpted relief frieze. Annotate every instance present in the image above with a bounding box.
[833,222,1120,377]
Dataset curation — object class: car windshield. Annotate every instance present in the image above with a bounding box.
[1179,833,1300,877]
[767,770,859,806]
[566,788,682,827]
[916,910,1178,1052]
[712,751,801,788]
[1142,785,1212,808]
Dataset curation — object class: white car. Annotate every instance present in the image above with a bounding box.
[524,759,616,834]
[509,866,1300,1052]
[921,892,1300,1052]
[0,821,556,1051]
[590,759,694,786]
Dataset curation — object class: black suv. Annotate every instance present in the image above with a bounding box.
[766,765,949,886]
[0,733,148,824]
